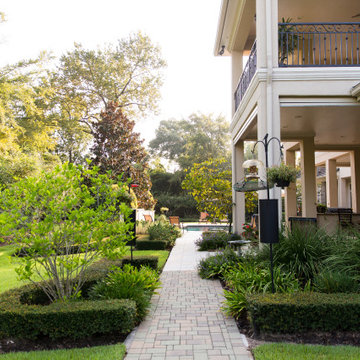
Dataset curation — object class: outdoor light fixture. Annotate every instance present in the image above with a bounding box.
[219,45,225,56]
[252,134,283,294]
[233,158,267,192]
[233,134,284,293]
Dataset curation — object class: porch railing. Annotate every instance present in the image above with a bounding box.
[234,41,257,111]
[279,22,360,67]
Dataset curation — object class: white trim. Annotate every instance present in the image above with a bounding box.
[233,106,257,144]
[273,67,360,82]
[280,97,360,107]
[351,82,360,101]
[230,69,267,132]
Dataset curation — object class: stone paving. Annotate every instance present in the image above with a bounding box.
[125,231,253,360]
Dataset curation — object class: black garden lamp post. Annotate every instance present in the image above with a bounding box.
[252,133,283,294]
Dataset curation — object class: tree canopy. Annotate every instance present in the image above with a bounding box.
[182,158,232,222]
[91,102,155,209]
[149,113,231,170]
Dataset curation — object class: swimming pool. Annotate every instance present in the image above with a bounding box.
[184,224,231,232]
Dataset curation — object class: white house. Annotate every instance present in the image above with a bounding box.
[214,0,360,233]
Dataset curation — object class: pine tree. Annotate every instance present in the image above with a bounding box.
[91,101,155,209]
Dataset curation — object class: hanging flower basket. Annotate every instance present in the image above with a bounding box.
[267,164,298,189]
[274,179,290,188]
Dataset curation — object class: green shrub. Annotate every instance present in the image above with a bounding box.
[222,262,300,319]
[197,247,241,279]
[89,264,161,322]
[0,163,132,301]
[135,239,167,250]
[195,231,232,251]
[148,222,181,247]
[246,292,360,334]
[325,228,360,280]
[121,255,158,270]
[256,225,331,284]
[313,269,359,293]
[0,284,136,340]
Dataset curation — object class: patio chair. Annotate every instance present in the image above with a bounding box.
[199,212,209,222]
[169,216,183,232]
[143,214,153,223]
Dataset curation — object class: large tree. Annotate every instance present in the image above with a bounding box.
[0,55,56,153]
[149,113,231,170]
[51,32,166,162]
[91,102,155,209]
[182,158,232,223]
[182,157,258,224]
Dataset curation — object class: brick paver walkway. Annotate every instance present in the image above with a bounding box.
[125,231,253,360]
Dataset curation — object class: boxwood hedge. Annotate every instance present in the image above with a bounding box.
[0,284,136,340]
[121,255,158,270]
[246,292,360,334]
[135,239,167,250]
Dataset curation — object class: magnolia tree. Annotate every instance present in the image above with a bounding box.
[182,158,258,227]
[182,159,233,223]
[0,163,133,302]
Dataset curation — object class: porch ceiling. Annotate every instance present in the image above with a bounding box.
[279,0,360,23]
[242,104,360,150]
[280,105,360,148]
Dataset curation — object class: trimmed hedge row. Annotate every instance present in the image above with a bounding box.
[135,239,167,250]
[0,284,136,340]
[0,256,159,340]
[121,255,158,270]
[246,292,360,334]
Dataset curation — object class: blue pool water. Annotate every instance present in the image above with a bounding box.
[184,225,230,232]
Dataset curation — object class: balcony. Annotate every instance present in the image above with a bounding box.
[234,41,257,111]
[234,22,360,112]
[279,22,360,67]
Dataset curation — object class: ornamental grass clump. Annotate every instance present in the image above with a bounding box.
[0,163,133,302]
[89,264,161,322]
[256,225,331,284]
[222,261,301,319]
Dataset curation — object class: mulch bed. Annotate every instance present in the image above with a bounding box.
[0,333,127,354]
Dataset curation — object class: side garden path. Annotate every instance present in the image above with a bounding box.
[125,231,253,360]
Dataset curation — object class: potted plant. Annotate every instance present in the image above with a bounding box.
[267,163,298,188]
[278,17,299,65]
[316,203,327,214]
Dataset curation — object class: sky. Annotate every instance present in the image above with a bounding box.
[0,0,231,146]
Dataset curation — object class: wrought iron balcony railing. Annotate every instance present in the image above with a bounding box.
[234,23,360,112]
[279,22,360,67]
[234,41,257,111]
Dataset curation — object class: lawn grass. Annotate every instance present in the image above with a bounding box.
[0,344,126,360]
[0,244,169,293]
[253,343,360,360]
[0,244,23,293]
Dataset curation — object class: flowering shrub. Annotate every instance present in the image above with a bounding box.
[242,223,258,241]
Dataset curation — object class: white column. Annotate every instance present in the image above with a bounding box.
[339,177,348,207]
[350,149,360,213]
[300,138,317,217]
[285,149,297,220]
[326,159,338,208]
[233,141,245,234]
